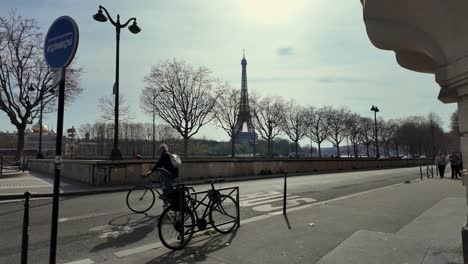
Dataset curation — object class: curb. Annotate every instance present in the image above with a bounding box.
[0,187,131,201]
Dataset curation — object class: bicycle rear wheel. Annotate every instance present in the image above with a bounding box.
[126,186,155,213]
[158,206,195,250]
[209,195,239,234]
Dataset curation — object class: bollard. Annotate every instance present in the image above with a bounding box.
[283,171,288,215]
[21,191,31,264]
[420,164,423,180]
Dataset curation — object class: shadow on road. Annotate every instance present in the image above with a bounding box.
[146,228,239,264]
[283,214,291,230]
[90,212,157,252]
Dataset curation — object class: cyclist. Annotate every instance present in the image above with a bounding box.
[146,144,179,199]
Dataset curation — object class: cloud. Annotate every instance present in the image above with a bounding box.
[277,46,294,56]
[318,76,367,83]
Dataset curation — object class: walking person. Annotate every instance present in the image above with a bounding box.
[449,150,460,179]
[435,152,447,178]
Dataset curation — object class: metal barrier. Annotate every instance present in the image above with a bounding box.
[21,192,31,264]
[187,185,240,232]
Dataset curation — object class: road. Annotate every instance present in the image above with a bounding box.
[0,167,423,264]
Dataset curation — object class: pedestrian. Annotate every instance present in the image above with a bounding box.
[146,144,179,197]
[449,150,461,179]
[435,151,447,178]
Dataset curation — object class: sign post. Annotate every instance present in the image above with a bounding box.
[44,16,79,264]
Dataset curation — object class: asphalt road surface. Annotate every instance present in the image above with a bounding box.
[0,167,423,264]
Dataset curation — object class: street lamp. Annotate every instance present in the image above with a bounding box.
[28,84,56,159]
[152,92,156,159]
[93,5,141,160]
[370,105,380,158]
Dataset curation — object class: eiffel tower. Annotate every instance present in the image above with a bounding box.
[234,50,256,144]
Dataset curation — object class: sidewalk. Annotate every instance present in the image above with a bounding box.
[103,178,465,264]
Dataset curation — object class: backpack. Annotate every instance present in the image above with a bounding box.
[169,152,182,168]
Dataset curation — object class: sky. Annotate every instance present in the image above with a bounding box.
[0,0,457,147]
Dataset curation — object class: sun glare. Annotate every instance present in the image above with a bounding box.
[239,0,306,25]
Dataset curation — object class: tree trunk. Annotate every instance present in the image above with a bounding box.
[231,135,235,158]
[318,142,322,159]
[396,143,399,158]
[183,137,189,157]
[336,144,340,158]
[15,126,26,162]
[295,140,299,159]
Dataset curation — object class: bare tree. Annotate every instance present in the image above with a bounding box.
[346,113,361,158]
[306,106,330,159]
[379,120,398,157]
[0,11,83,160]
[327,107,350,157]
[98,94,133,123]
[281,101,307,158]
[358,117,374,158]
[253,95,285,158]
[213,84,241,157]
[142,59,221,157]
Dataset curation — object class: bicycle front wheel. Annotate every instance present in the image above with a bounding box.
[126,186,155,213]
[209,195,239,234]
[158,206,195,250]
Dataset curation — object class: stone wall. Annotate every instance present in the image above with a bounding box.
[28,158,428,186]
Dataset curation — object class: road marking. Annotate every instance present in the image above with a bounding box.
[64,258,95,264]
[59,208,125,223]
[239,193,285,204]
[114,242,163,258]
[253,197,317,212]
[240,191,281,199]
[240,195,300,207]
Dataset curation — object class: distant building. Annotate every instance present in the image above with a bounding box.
[24,123,57,153]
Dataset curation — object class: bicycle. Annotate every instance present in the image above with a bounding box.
[157,179,239,250]
[126,168,195,213]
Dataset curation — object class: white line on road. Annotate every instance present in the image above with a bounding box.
[240,195,300,207]
[59,208,126,223]
[114,242,163,258]
[63,258,95,264]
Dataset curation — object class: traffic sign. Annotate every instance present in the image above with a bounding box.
[44,16,79,70]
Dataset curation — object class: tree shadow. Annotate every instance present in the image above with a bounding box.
[90,212,158,252]
[146,227,239,264]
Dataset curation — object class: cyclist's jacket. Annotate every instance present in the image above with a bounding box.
[151,150,179,178]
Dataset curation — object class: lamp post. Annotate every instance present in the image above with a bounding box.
[370,105,380,158]
[93,5,141,160]
[28,84,56,159]
[152,92,156,159]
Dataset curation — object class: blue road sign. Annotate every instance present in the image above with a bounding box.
[44,16,79,70]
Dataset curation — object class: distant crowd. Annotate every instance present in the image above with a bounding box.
[435,151,464,179]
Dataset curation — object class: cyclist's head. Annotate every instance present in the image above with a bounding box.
[159,144,169,153]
